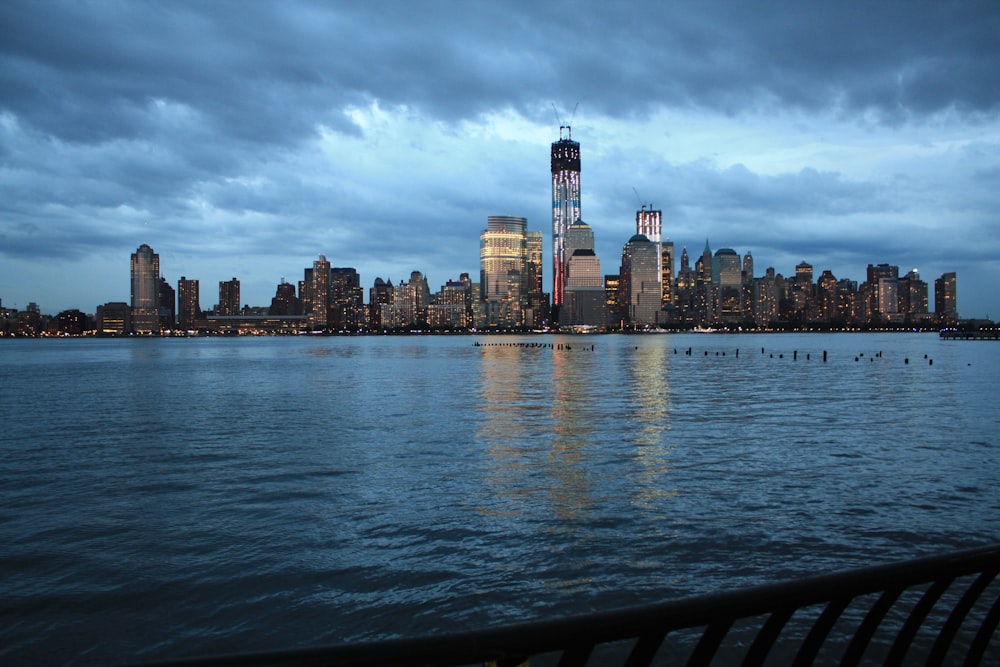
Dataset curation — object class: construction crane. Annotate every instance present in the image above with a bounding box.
[633,187,650,212]
[552,102,579,140]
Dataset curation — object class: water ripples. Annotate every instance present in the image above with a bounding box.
[1,333,998,663]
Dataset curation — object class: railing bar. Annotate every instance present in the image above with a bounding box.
[624,630,669,667]
[793,597,852,667]
[927,567,1000,666]
[556,643,594,667]
[688,620,734,666]
[840,587,903,666]
[743,607,795,667]
[140,544,1000,667]
[963,590,1000,667]
[885,577,954,666]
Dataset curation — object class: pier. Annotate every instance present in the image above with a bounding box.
[940,330,1000,340]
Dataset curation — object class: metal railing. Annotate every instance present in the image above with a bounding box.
[149,543,1000,666]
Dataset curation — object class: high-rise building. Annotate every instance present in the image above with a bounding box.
[741,251,754,321]
[369,277,393,330]
[565,249,608,327]
[714,248,742,322]
[563,219,607,327]
[431,278,470,329]
[604,274,623,326]
[795,261,813,287]
[525,230,547,328]
[816,270,838,322]
[551,126,581,315]
[935,272,957,321]
[661,239,675,309]
[130,243,160,334]
[158,277,176,329]
[306,255,331,329]
[865,263,899,319]
[480,215,529,327]
[621,234,661,327]
[635,206,664,311]
[635,207,662,244]
[218,277,240,316]
[565,219,595,262]
[899,269,929,318]
[178,277,200,329]
[330,267,364,330]
[269,280,298,316]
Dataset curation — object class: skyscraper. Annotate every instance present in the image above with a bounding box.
[525,230,547,328]
[178,277,200,330]
[551,126,581,316]
[661,239,675,309]
[130,243,159,334]
[480,215,528,327]
[714,248,742,321]
[269,280,298,316]
[306,255,330,329]
[218,277,240,316]
[330,267,364,330]
[635,205,663,295]
[621,234,661,327]
[935,272,957,322]
[158,277,176,329]
[564,219,607,327]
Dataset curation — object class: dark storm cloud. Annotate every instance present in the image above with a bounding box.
[2,1,999,315]
[4,1,997,148]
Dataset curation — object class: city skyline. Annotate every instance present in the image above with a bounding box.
[2,2,998,318]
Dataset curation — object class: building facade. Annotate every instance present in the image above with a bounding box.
[130,243,159,334]
[551,127,581,316]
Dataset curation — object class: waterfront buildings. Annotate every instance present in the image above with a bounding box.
[130,244,159,334]
[178,277,200,330]
[936,272,958,323]
[551,126,581,319]
[562,220,609,328]
[303,256,331,329]
[218,277,240,316]
[479,216,547,329]
[621,234,662,327]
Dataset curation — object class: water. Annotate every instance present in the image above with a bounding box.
[1,333,998,664]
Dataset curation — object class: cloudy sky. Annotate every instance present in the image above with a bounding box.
[2,1,998,318]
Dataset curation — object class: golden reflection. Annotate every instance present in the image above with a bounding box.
[623,341,678,508]
[548,342,599,520]
[474,338,596,524]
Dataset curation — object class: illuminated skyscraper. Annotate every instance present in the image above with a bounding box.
[218,277,240,316]
[178,277,200,329]
[130,243,159,334]
[306,255,330,329]
[330,267,364,330]
[525,230,547,328]
[551,126,581,315]
[714,248,742,322]
[635,206,664,304]
[935,272,957,321]
[269,280,298,316]
[481,215,528,327]
[565,219,595,262]
[661,239,675,308]
[621,234,661,327]
[369,277,393,330]
[564,219,607,327]
[635,207,661,244]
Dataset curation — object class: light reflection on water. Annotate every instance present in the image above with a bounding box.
[0,333,998,664]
